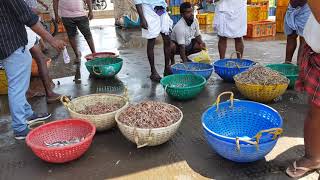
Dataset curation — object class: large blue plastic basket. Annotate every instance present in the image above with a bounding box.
[202,92,283,163]
[171,62,214,80]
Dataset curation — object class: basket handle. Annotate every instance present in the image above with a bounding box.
[236,137,259,152]
[92,66,102,76]
[60,96,71,107]
[215,91,234,111]
[134,128,154,148]
[254,128,283,143]
[230,51,242,59]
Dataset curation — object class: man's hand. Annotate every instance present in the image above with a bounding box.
[48,38,66,52]
[200,42,206,50]
[140,18,148,29]
[88,11,94,20]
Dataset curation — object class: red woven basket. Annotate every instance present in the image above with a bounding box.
[26,119,96,163]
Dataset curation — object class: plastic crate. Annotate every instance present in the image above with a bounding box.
[269,7,276,16]
[276,6,287,32]
[259,10,269,21]
[0,70,8,95]
[247,5,260,23]
[248,0,269,3]
[246,20,276,38]
[196,13,214,25]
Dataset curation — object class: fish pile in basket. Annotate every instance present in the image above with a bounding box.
[77,102,123,115]
[117,101,181,128]
[234,65,289,85]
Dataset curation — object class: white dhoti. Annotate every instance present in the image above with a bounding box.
[25,26,40,50]
[141,4,173,39]
[214,0,247,38]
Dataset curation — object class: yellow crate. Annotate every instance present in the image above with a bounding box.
[196,13,214,25]
[259,10,269,21]
[276,6,287,32]
[247,5,260,23]
[0,70,8,95]
[172,6,180,15]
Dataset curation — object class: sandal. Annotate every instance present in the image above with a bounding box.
[284,61,293,65]
[286,161,320,178]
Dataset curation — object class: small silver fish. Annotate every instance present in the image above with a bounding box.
[44,137,85,148]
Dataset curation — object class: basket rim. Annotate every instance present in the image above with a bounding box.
[26,119,96,151]
[115,101,184,131]
[160,74,207,90]
[84,52,118,60]
[171,62,214,72]
[64,93,129,117]
[213,59,255,68]
[201,99,283,142]
[85,57,123,67]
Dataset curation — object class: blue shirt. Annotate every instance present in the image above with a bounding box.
[134,0,167,8]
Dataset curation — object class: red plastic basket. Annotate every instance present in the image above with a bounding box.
[85,52,118,61]
[26,119,96,163]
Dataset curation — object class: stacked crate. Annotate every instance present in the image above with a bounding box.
[246,0,276,38]
[276,0,289,32]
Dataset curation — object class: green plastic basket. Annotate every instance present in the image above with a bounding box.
[160,74,207,100]
[85,57,123,78]
[266,64,299,88]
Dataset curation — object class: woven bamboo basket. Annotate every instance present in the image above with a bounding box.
[115,102,183,148]
[61,93,129,131]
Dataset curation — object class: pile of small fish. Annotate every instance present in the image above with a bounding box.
[44,137,85,148]
[225,61,244,68]
[118,101,181,128]
[77,102,122,115]
[169,84,188,88]
[234,65,289,85]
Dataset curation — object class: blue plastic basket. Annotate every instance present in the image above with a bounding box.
[202,92,283,163]
[171,62,214,80]
[213,59,255,82]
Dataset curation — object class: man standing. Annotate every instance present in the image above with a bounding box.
[135,0,173,82]
[25,0,64,103]
[214,0,247,59]
[53,0,96,62]
[170,2,206,64]
[284,0,311,65]
[0,0,65,139]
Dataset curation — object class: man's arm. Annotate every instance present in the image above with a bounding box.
[195,35,206,49]
[135,4,148,29]
[85,0,93,20]
[30,21,65,51]
[53,0,60,22]
[178,45,189,62]
[308,0,320,23]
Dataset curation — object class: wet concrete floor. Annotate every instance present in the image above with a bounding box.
[0,19,317,180]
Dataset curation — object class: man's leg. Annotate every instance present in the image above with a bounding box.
[297,36,306,66]
[187,40,202,56]
[147,38,161,81]
[76,16,96,54]
[30,44,62,101]
[285,33,298,64]
[61,17,81,62]
[287,100,320,176]
[161,33,172,76]
[170,41,177,65]
[2,47,33,133]
[218,36,227,59]
[235,37,244,58]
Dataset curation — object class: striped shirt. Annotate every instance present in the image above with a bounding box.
[0,0,39,60]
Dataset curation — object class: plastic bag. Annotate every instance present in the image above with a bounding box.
[192,50,212,64]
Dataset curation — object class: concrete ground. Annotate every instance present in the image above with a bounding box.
[0,19,318,180]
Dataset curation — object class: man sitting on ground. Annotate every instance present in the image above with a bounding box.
[170,2,206,64]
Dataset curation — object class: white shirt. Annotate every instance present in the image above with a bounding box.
[171,18,201,46]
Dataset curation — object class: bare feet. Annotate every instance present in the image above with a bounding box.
[150,73,162,82]
[286,157,320,178]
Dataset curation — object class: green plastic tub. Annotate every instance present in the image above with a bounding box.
[266,64,299,88]
[85,57,123,78]
[160,74,207,100]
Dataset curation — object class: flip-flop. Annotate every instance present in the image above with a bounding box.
[286,161,320,178]
[47,95,71,104]
[283,61,293,65]
[150,75,161,82]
